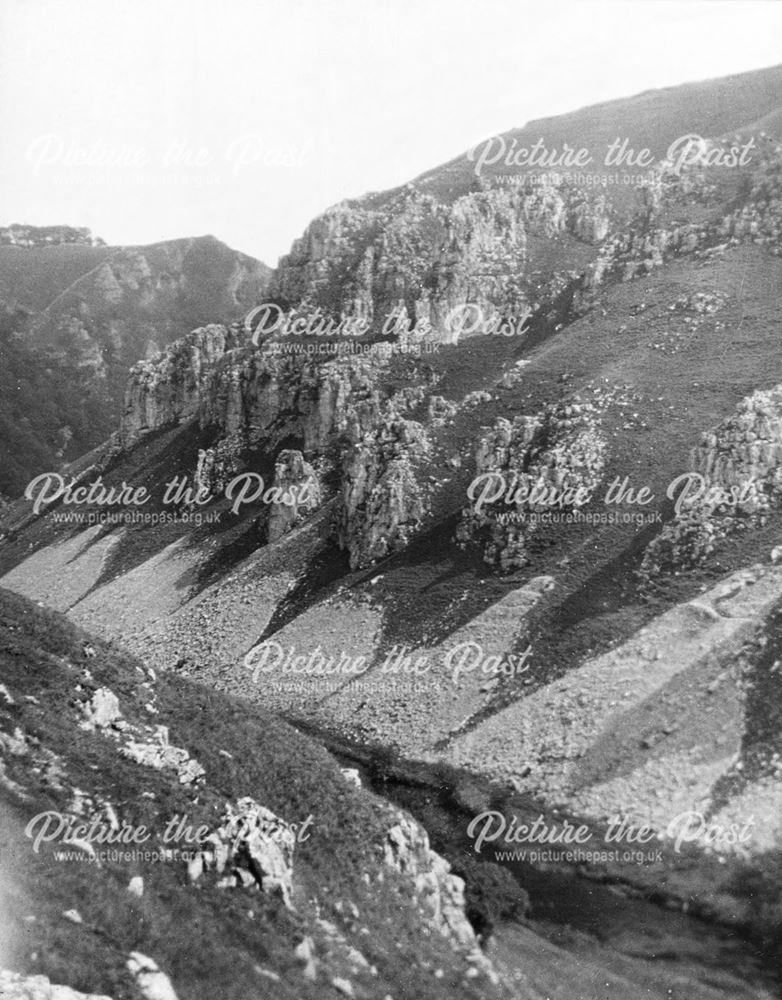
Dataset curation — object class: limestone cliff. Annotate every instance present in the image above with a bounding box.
[272,181,611,343]
[120,324,242,446]
[120,331,436,566]
[641,384,782,576]
[336,408,431,570]
[102,145,782,580]
[458,398,608,570]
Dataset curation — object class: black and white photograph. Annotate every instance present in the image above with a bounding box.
[1,1,782,997]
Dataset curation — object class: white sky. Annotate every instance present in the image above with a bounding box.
[1,0,781,265]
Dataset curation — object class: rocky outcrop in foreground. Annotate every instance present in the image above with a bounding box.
[188,797,297,907]
[0,970,112,1000]
[382,809,499,984]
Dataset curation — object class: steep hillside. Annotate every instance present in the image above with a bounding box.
[0,587,515,1000]
[269,67,782,351]
[0,231,270,497]
[404,62,782,204]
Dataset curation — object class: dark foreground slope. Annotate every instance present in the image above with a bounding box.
[0,586,514,1000]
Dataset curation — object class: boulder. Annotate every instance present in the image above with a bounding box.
[189,797,296,908]
[126,954,178,1000]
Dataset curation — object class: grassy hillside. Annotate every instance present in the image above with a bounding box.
[400,62,782,204]
[0,234,270,498]
[0,243,113,314]
[0,586,507,1000]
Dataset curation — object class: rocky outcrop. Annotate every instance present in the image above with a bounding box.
[267,450,322,542]
[120,324,242,447]
[188,797,296,908]
[573,148,782,313]
[272,181,610,344]
[641,385,782,576]
[272,149,781,347]
[122,330,433,566]
[382,810,498,983]
[119,726,205,785]
[298,357,384,453]
[335,402,432,570]
[191,431,246,501]
[126,954,179,1000]
[78,687,121,730]
[573,219,699,313]
[0,970,112,1000]
[458,397,608,570]
[121,335,384,457]
[76,686,205,785]
[718,154,782,252]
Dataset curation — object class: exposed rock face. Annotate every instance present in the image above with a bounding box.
[97,143,782,591]
[121,333,378,456]
[336,409,431,570]
[642,384,782,576]
[267,449,322,543]
[458,398,607,570]
[0,970,112,1000]
[120,726,205,785]
[109,149,782,581]
[719,155,782,251]
[126,953,179,1000]
[573,148,782,313]
[122,332,433,567]
[382,810,498,983]
[79,688,121,730]
[120,324,242,447]
[191,431,246,501]
[188,797,296,908]
[75,685,205,785]
[384,815,474,946]
[271,182,610,344]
